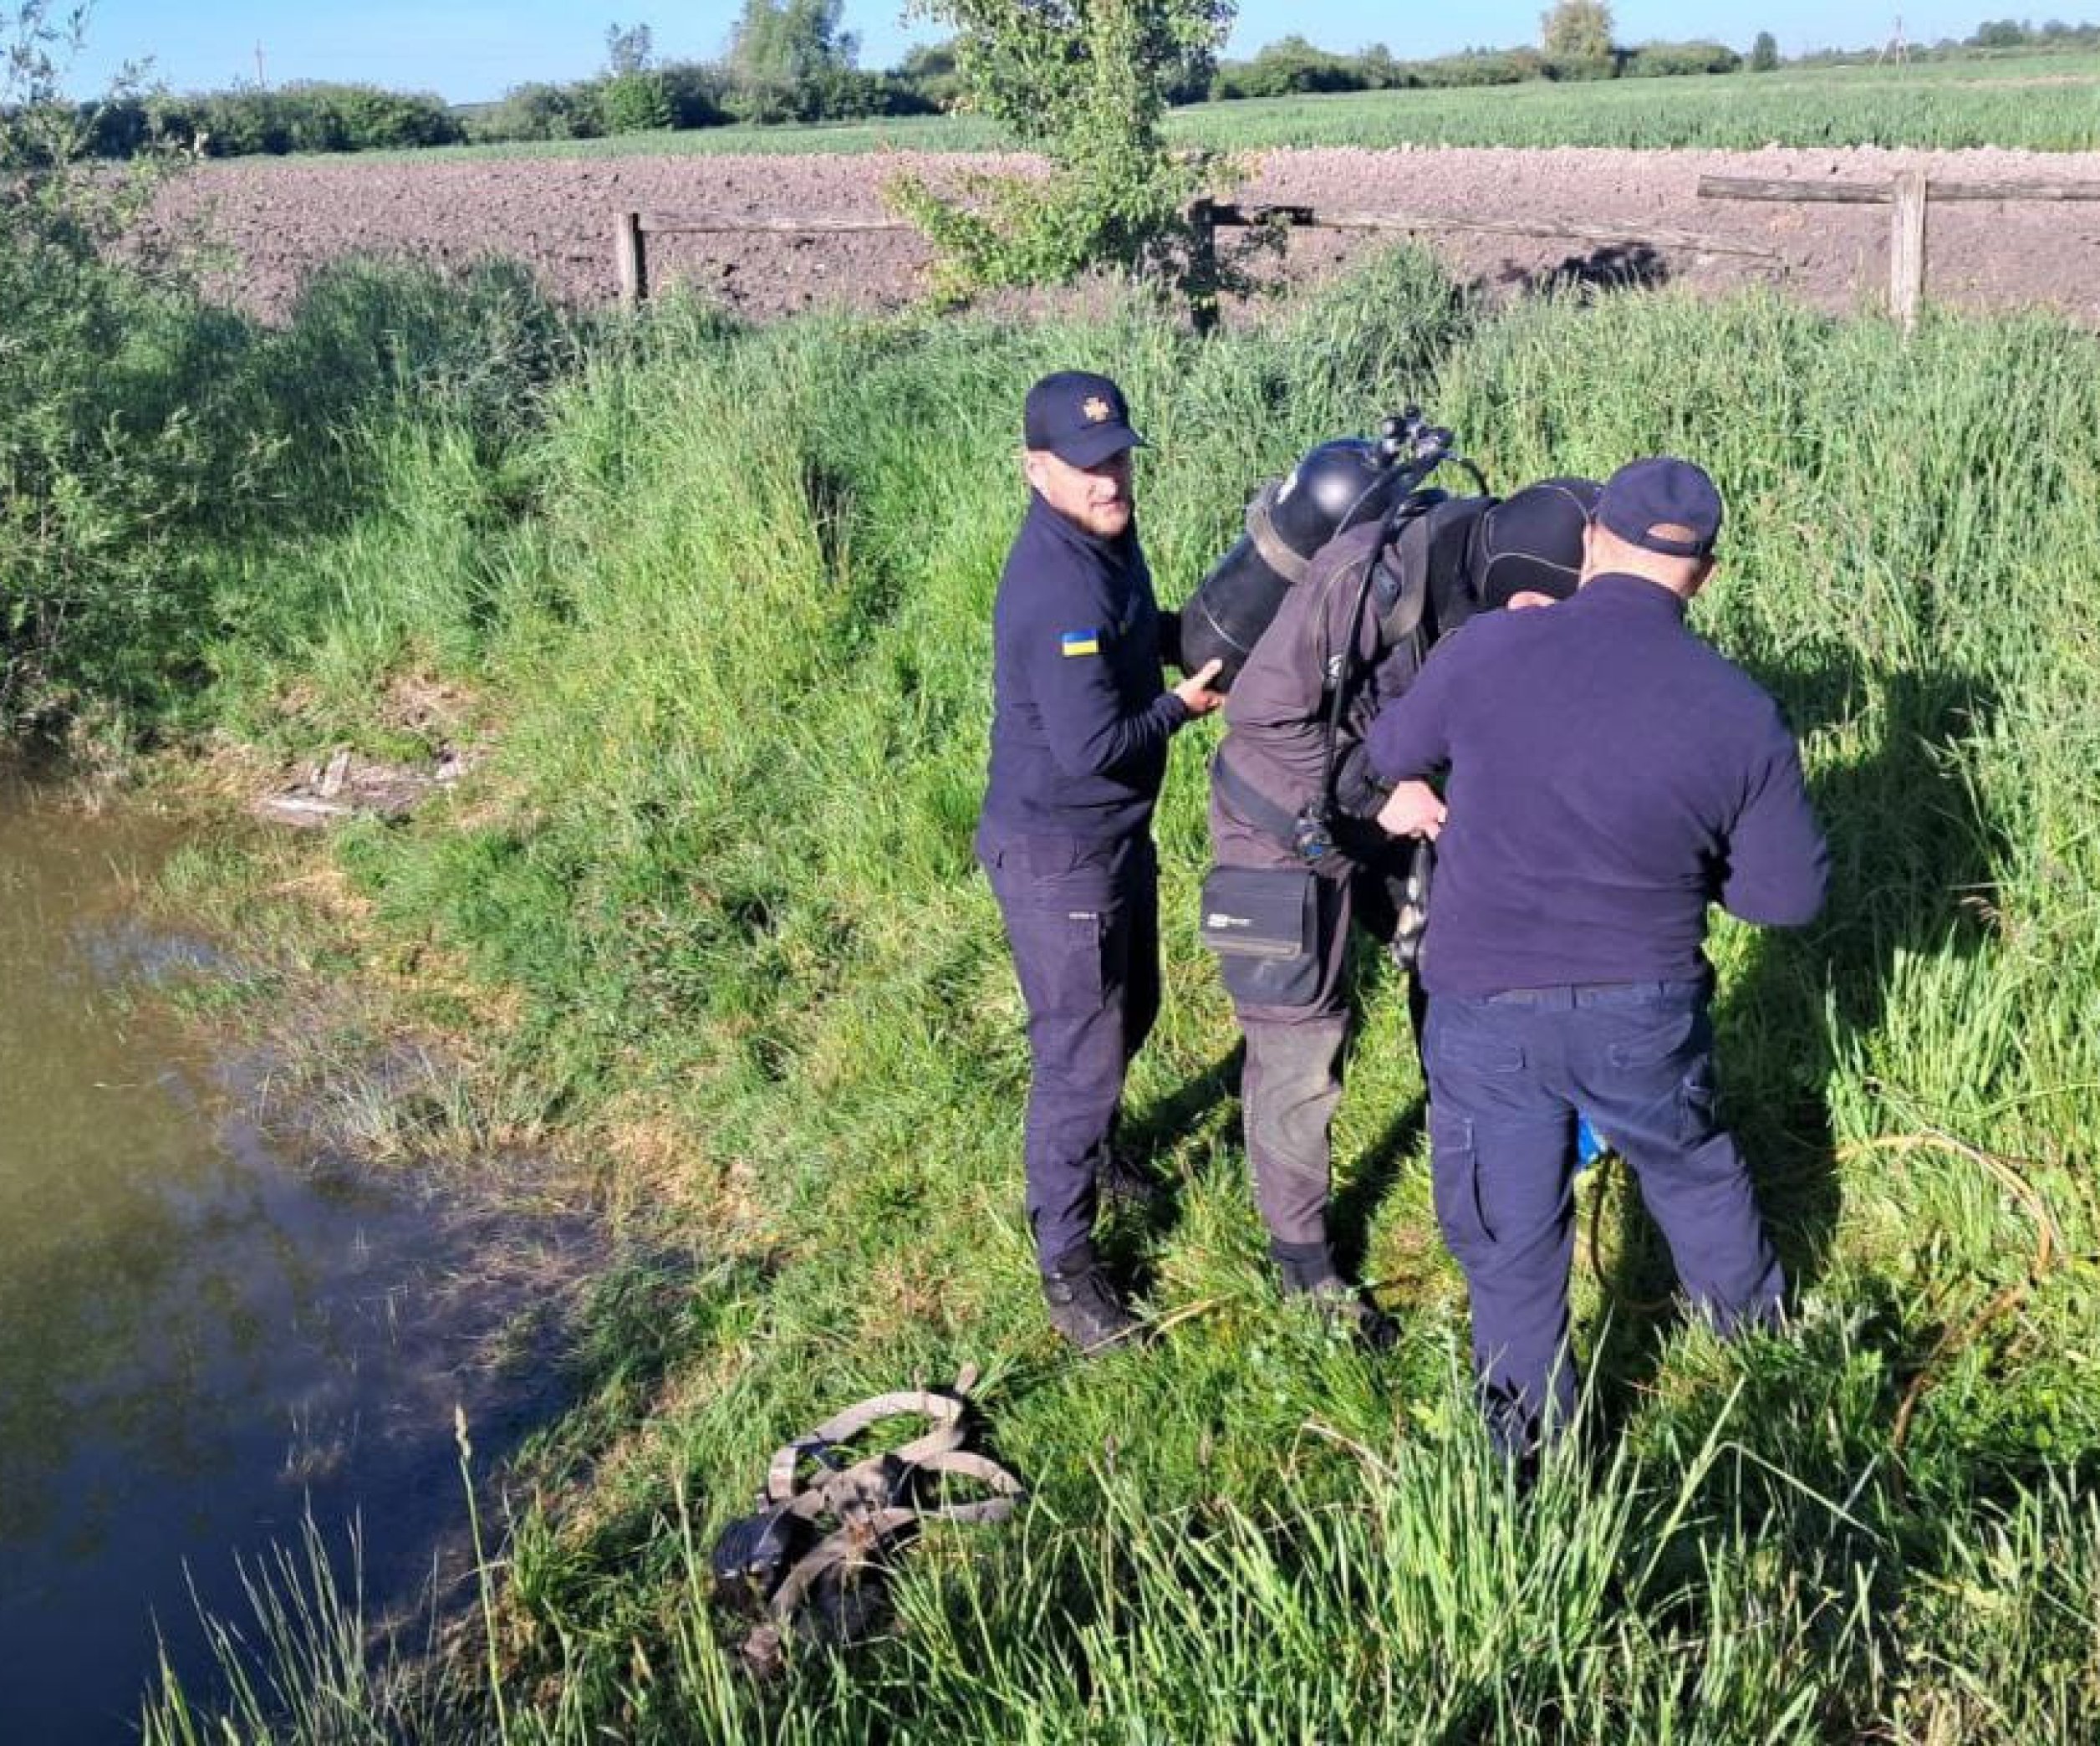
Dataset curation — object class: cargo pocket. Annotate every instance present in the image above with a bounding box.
[1430,1008,1525,1077]
[1607,1005,1700,1070]
[1045,905,1110,1011]
[1678,1057,1721,1146]
[1200,865,1324,1008]
[1428,1105,1492,1254]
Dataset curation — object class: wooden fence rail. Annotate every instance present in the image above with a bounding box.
[614,202,1781,316]
[619,182,2100,332]
[1697,173,2100,335]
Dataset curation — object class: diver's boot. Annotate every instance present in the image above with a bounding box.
[1041,1244,1139,1355]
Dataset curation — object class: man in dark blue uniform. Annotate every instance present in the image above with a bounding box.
[977,370,1225,1352]
[1364,457,1828,1453]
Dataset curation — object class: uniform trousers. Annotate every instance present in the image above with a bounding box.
[1424,978,1784,1452]
[977,827,1160,1268]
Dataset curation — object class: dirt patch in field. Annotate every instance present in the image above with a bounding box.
[140,142,2100,327]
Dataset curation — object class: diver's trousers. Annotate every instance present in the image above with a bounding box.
[1228,861,1374,1250]
[1424,979,1785,1454]
[977,827,1160,1268]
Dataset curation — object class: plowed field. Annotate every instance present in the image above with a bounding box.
[143,143,2100,325]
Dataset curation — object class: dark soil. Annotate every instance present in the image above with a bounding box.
[140,143,2100,326]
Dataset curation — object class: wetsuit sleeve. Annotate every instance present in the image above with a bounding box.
[1720,719,1828,927]
[1021,620,1189,781]
[1363,635,1458,783]
[1336,639,1425,817]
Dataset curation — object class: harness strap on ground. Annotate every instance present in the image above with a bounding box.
[763,1389,968,1508]
[763,1451,1025,1621]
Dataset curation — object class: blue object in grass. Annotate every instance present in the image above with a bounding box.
[1577,1114,1608,1171]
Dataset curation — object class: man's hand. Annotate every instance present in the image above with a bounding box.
[1377,779,1446,840]
[1173,657,1226,717]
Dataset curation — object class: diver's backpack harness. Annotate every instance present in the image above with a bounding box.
[709,1367,1024,1673]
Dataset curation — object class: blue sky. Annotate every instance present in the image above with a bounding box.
[61,3,2041,105]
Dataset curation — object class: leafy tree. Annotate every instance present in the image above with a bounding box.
[1750,29,1779,71]
[884,0,1237,314]
[599,17,670,131]
[604,20,655,74]
[1541,0,1613,60]
[1,2,257,729]
[896,38,966,107]
[1969,18,2030,48]
[1235,33,1361,96]
[598,69,672,131]
[728,0,859,120]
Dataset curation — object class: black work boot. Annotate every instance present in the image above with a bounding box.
[1272,1239,1400,1353]
[1041,1244,1139,1355]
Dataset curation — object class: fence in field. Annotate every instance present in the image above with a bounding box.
[1697,172,2100,334]
[615,180,2100,332]
[612,202,1779,327]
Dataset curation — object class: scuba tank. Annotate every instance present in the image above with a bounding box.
[1180,411,1435,690]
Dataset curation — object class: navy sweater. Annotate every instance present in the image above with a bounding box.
[981,494,1188,841]
[1364,573,1827,995]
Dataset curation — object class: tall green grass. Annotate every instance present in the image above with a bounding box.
[136,256,2100,1739]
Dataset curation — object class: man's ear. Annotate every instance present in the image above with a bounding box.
[1506,590,1559,611]
[1578,520,1602,585]
[1022,449,1047,493]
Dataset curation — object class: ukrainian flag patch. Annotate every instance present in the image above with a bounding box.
[1060,628,1101,657]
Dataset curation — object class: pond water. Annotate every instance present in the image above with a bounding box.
[0,779,581,1740]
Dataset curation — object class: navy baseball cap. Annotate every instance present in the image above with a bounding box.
[1596,457,1723,559]
[1023,370,1144,467]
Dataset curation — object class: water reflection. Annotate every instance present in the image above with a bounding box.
[0,781,581,1742]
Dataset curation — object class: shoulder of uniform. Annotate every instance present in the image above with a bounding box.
[1694,639,1781,707]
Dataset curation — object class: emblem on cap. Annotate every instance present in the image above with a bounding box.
[1081,396,1112,424]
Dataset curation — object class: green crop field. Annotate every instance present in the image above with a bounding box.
[1169,55,2100,151]
[369,51,2100,163]
[36,235,2089,1740]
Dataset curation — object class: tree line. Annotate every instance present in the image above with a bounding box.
[38,3,2100,161]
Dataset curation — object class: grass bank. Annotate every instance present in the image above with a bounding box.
[101,253,2100,1739]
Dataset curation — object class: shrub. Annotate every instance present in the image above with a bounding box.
[125,83,464,158]
[596,69,673,134]
[1624,39,1743,77]
[471,81,605,142]
[1229,35,1368,97]
[887,0,1236,312]
[657,60,731,128]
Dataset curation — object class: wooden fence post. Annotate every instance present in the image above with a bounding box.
[1188,197,1218,338]
[1888,170,1928,337]
[615,212,648,308]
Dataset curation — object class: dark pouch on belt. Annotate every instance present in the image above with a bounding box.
[1200,865,1323,1008]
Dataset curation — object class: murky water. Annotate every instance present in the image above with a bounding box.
[0,779,581,1740]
